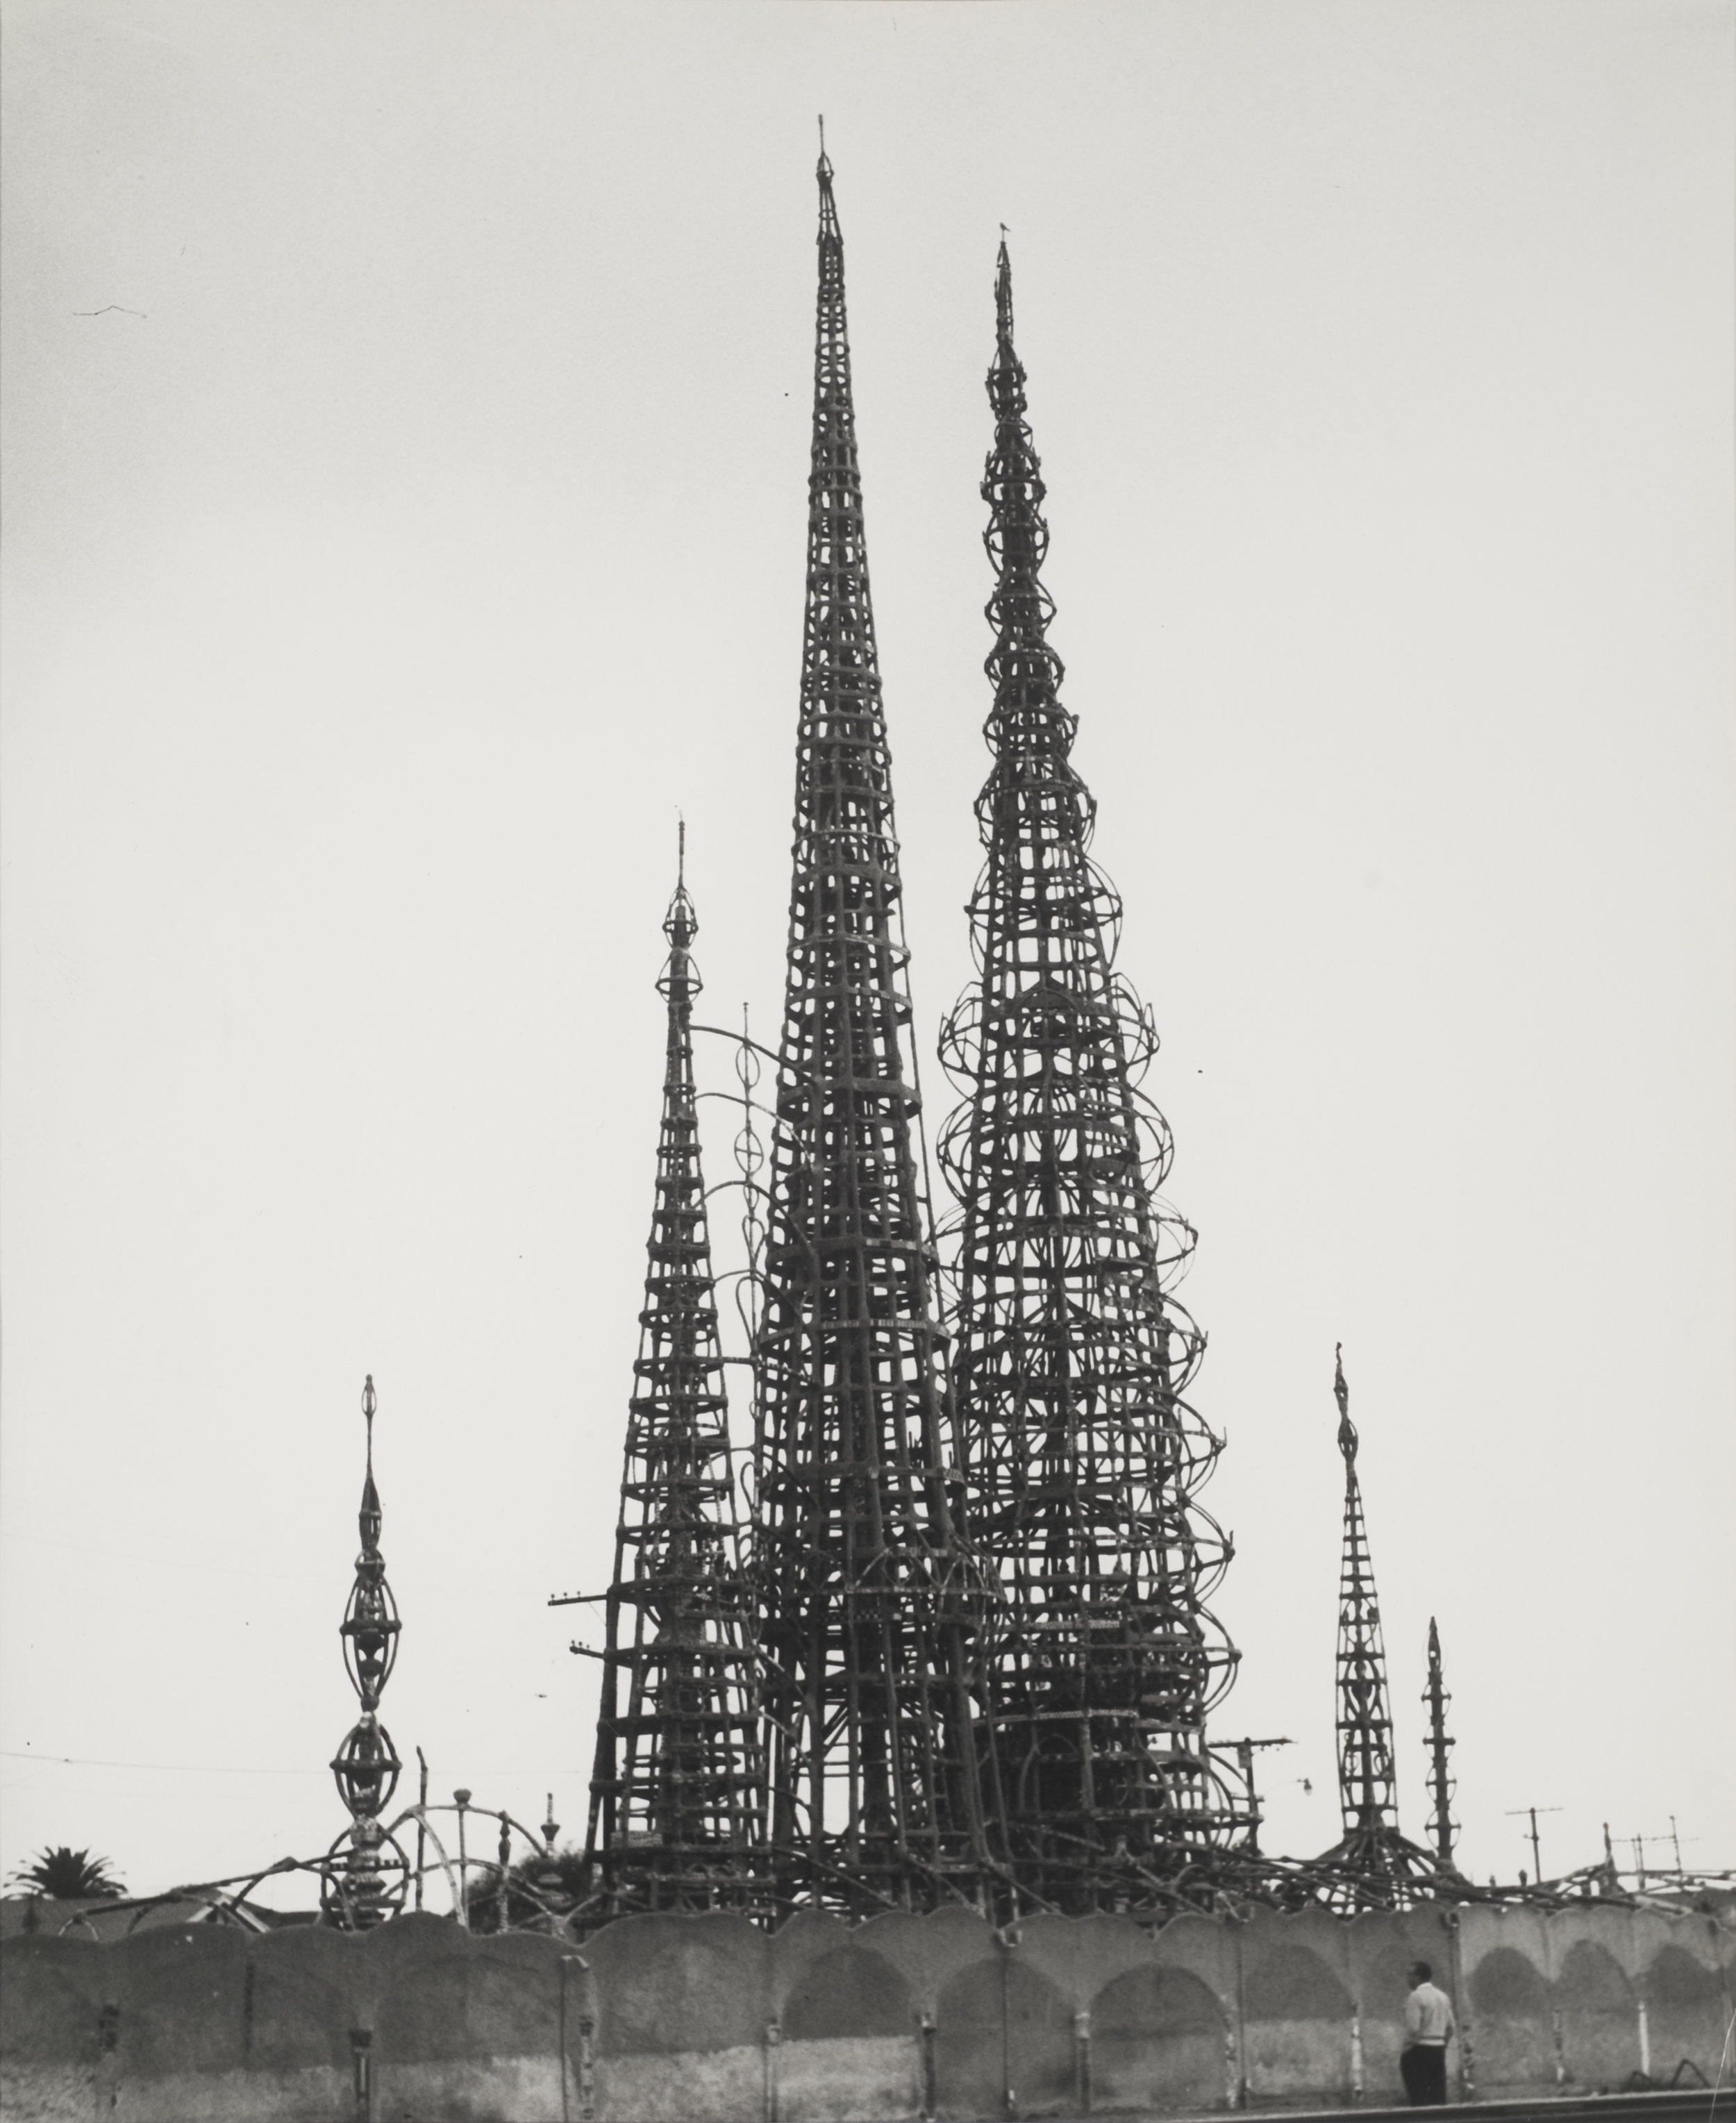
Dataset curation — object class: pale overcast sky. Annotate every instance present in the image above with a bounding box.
[3,0,1731,1903]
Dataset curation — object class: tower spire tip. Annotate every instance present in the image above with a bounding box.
[1333,1344,1357,1463]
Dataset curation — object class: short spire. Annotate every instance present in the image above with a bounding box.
[1310,1355,1438,1907]
[327,1375,404,1928]
[1423,1616,1459,1870]
[577,854,761,1913]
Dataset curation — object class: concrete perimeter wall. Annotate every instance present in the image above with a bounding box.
[3,1899,1731,2122]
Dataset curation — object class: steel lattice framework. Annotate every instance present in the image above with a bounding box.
[571,843,764,1915]
[1313,1347,1437,1908]
[750,149,997,1915]
[934,243,1246,1912]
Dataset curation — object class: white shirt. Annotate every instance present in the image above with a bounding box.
[1405,1982,1456,2045]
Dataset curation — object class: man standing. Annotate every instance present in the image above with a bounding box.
[1401,1960,1457,2106]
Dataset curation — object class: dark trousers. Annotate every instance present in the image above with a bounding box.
[1401,2044,1449,2106]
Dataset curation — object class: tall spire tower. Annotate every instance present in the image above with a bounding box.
[1314,1347,1432,1907]
[572,836,762,1915]
[752,144,994,1913]
[935,242,1244,1910]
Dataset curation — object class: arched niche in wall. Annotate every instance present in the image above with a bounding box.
[783,1946,911,2042]
[1555,1939,1635,2091]
[1642,1944,1729,2081]
[935,1955,1074,2119]
[1241,1943,1354,2104]
[1467,1946,1553,2092]
[1090,1963,1226,2112]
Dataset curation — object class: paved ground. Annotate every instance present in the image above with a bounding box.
[1032,2090,1732,2123]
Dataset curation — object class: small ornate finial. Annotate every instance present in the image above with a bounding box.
[817,113,831,182]
[1334,1342,1357,1465]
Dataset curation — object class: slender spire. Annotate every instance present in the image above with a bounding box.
[752,151,994,1913]
[1423,1616,1459,1870]
[1330,1347,1397,1838]
[579,840,762,1915]
[935,240,1244,1913]
[1312,1348,1436,1908]
[327,1374,405,1928]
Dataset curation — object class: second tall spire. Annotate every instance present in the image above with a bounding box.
[751,150,997,1913]
[937,241,1248,1908]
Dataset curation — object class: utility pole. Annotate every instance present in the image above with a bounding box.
[1221,1738,1296,1854]
[1608,1822,1699,1898]
[1504,1806,1562,1884]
